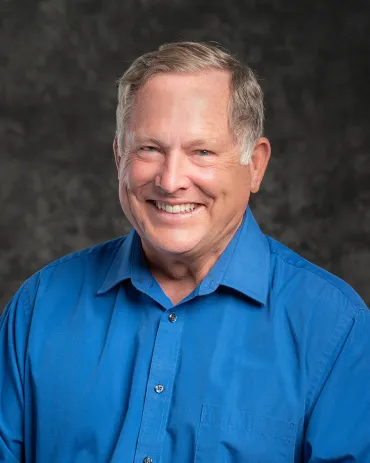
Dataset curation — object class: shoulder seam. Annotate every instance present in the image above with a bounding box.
[37,237,125,273]
[24,279,32,314]
[269,248,364,310]
[305,306,355,421]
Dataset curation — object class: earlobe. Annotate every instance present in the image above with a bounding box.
[249,137,271,194]
[250,171,261,194]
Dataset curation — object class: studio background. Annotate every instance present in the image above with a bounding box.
[1,0,369,310]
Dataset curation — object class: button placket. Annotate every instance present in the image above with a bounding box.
[134,309,185,462]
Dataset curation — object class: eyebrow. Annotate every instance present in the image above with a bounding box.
[133,136,165,147]
[133,135,217,150]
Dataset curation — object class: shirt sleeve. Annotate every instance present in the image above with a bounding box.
[304,305,370,462]
[0,282,32,462]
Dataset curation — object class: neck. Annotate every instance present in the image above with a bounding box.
[141,217,243,297]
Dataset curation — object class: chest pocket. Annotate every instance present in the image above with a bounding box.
[194,404,297,463]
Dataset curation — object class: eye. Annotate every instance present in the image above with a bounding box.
[198,149,211,156]
[140,146,158,152]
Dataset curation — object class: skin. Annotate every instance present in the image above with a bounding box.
[113,69,271,304]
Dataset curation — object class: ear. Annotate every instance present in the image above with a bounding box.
[113,135,121,172]
[249,137,271,193]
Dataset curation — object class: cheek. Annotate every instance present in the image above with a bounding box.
[204,168,251,210]
[194,167,236,199]
[120,159,156,191]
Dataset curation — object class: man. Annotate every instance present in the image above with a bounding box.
[1,41,369,462]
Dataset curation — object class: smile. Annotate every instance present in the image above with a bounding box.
[153,201,198,214]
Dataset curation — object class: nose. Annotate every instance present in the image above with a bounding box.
[155,151,190,194]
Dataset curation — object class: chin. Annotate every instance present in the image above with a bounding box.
[149,235,201,256]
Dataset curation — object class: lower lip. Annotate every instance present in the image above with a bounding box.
[148,201,203,221]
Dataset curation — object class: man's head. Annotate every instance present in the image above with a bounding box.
[113,41,271,259]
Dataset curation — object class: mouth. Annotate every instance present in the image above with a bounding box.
[148,200,201,215]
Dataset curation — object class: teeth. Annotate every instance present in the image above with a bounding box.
[154,201,197,213]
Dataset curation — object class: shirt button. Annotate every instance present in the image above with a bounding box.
[154,384,164,393]
[168,312,177,322]
[143,458,152,463]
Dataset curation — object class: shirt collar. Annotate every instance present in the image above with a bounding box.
[218,207,270,305]
[97,207,271,305]
[97,228,136,295]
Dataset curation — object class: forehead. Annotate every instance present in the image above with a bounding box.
[138,69,231,95]
[130,70,232,140]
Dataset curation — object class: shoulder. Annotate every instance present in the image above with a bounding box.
[15,236,127,310]
[266,236,368,407]
[1,237,128,356]
[267,235,367,372]
[267,236,366,311]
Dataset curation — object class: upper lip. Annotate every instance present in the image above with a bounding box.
[149,199,201,205]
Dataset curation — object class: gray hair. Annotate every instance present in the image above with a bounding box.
[116,41,264,164]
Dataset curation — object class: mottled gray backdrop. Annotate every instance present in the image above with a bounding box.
[1,0,369,310]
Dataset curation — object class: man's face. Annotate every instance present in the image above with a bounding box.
[115,70,269,257]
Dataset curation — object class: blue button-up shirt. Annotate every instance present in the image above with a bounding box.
[1,208,370,462]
